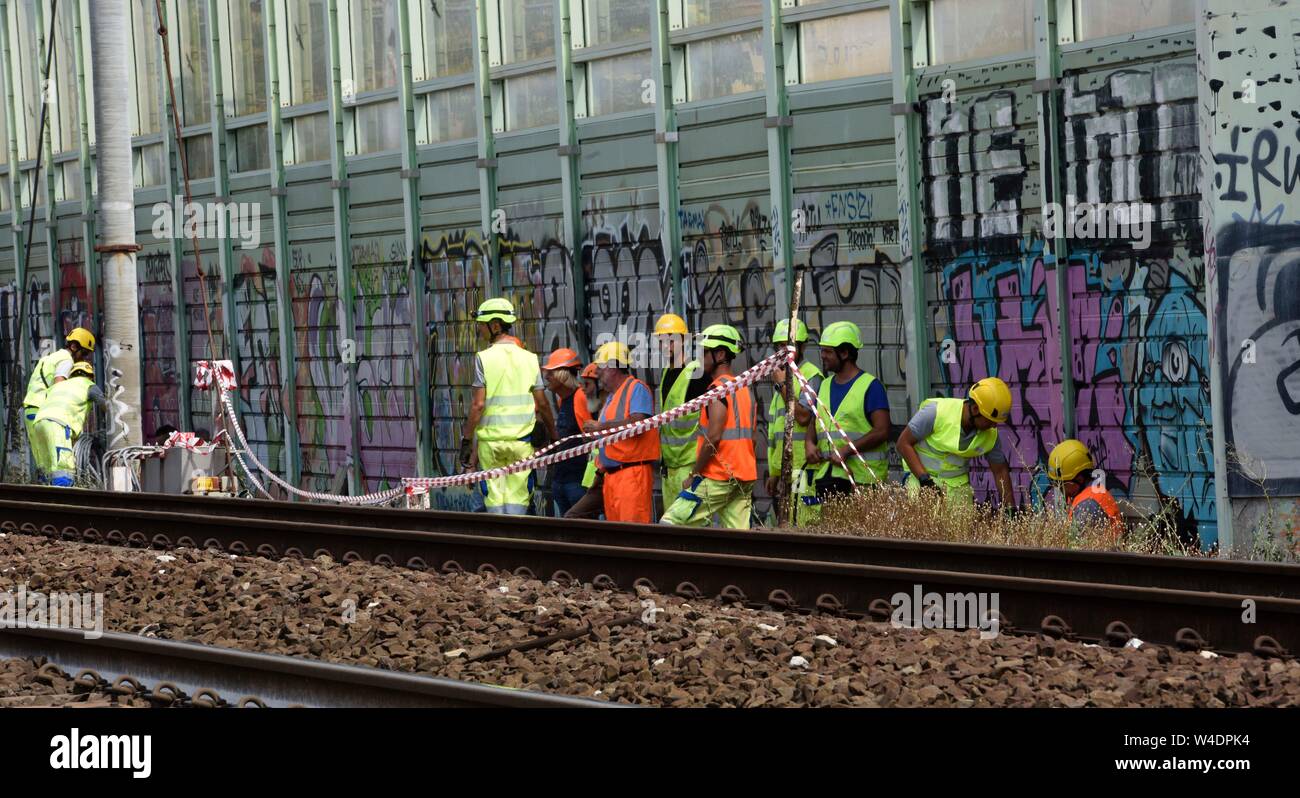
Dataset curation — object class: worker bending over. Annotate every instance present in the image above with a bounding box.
[765,319,823,525]
[897,377,1016,510]
[653,313,707,505]
[32,362,108,487]
[460,298,557,514]
[581,342,660,523]
[660,325,756,529]
[23,328,95,480]
[802,321,891,517]
[1047,439,1123,539]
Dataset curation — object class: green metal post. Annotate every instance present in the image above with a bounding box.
[472,0,499,293]
[397,0,432,477]
[160,0,193,430]
[325,0,362,494]
[650,0,682,315]
[263,0,301,489]
[207,0,245,445]
[890,0,930,408]
[1035,0,1075,438]
[762,0,794,315]
[555,0,586,350]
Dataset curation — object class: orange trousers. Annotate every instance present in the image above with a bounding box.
[602,463,655,524]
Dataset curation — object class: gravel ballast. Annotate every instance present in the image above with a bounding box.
[2,533,1297,707]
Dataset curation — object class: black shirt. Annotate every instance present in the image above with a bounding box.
[552,391,587,482]
[658,367,711,408]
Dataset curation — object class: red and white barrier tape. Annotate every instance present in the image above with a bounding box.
[196,350,787,504]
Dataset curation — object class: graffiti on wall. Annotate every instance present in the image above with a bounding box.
[137,250,181,441]
[352,236,416,492]
[918,57,1218,547]
[233,246,286,479]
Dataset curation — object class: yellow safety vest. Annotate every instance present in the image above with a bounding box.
[658,360,702,468]
[813,371,889,484]
[35,375,93,435]
[476,341,540,442]
[23,349,72,408]
[768,360,824,471]
[905,397,998,489]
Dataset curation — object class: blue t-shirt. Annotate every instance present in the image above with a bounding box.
[598,378,654,468]
[827,372,889,418]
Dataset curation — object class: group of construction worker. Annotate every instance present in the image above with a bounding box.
[20,327,107,487]
[459,298,1123,536]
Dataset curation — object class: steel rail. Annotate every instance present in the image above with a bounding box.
[1,485,1298,598]
[0,625,616,708]
[1,495,1296,657]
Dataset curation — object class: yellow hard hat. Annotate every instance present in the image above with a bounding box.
[66,327,95,352]
[69,361,94,379]
[968,377,1011,424]
[1048,439,1094,482]
[593,341,632,368]
[653,313,689,336]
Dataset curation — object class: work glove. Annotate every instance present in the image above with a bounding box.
[458,437,474,471]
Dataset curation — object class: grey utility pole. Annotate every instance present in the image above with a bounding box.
[89,0,143,464]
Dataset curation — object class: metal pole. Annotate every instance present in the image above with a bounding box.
[89,0,144,458]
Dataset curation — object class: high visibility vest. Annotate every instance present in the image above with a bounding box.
[23,349,72,408]
[599,375,660,466]
[905,397,998,489]
[658,360,702,468]
[813,371,889,484]
[1071,485,1123,538]
[697,375,757,482]
[768,360,824,472]
[35,375,93,435]
[477,341,540,442]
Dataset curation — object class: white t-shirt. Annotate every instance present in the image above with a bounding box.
[52,359,73,380]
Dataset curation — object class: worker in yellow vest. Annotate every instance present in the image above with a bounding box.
[23,328,95,479]
[660,325,757,529]
[460,298,557,514]
[897,377,1016,510]
[32,361,107,487]
[1047,439,1124,540]
[765,318,824,525]
[802,321,891,518]
[653,312,707,506]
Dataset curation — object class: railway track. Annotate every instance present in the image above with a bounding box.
[0,625,613,708]
[3,486,1297,657]
[2,485,1295,597]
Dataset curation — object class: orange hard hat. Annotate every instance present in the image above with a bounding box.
[542,348,581,371]
[580,362,599,380]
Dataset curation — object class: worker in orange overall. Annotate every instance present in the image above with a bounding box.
[580,342,660,523]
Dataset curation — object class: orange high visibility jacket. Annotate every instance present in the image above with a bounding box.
[1070,485,1123,538]
[697,374,757,482]
[599,376,660,466]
